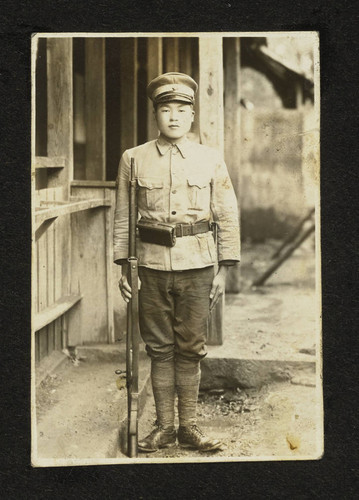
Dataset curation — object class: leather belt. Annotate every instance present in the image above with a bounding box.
[175,221,211,237]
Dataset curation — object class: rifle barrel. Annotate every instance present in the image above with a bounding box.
[127,157,139,458]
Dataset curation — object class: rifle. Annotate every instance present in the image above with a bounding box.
[126,157,140,457]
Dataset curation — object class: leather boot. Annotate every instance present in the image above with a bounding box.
[178,424,222,451]
[138,423,176,452]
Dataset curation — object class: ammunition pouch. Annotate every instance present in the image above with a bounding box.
[137,220,177,247]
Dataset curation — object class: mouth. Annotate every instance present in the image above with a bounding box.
[169,125,179,128]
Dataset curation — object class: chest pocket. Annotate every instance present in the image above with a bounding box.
[187,175,210,210]
[137,177,164,211]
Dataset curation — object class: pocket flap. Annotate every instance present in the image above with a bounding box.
[137,177,163,189]
[187,176,208,189]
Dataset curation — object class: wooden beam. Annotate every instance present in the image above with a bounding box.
[224,37,241,293]
[198,37,224,152]
[35,198,111,226]
[120,38,138,153]
[34,156,66,169]
[147,38,162,141]
[71,180,116,188]
[46,37,74,199]
[34,294,82,332]
[85,38,106,180]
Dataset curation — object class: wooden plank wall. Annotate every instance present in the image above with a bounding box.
[69,185,115,345]
[35,187,67,361]
[34,37,74,362]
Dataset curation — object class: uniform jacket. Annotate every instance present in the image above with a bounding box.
[113,136,240,271]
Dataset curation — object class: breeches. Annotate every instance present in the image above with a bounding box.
[138,266,214,362]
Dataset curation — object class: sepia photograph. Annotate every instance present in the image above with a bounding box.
[31,32,321,466]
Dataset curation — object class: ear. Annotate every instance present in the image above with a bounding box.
[191,110,195,123]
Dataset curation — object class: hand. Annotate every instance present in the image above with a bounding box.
[209,267,228,311]
[118,274,132,303]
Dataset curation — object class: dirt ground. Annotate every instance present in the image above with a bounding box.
[34,239,322,463]
[134,375,321,461]
[35,358,125,461]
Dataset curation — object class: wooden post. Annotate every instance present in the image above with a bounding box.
[105,188,115,343]
[85,38,106,180]
[120,38,138,152]
[147,38,162,141]
[190,38,200,142]
[198,36,224,152]
[47,37,74,200]
[198,36,225,345]
[47,37,74,344]
[224,37,241,293]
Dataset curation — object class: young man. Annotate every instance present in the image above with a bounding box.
[114,72,240,452]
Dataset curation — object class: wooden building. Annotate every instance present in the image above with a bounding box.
[32,34,315,370]
[32,35,243,370]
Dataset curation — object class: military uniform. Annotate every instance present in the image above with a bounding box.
[114,72,240,452]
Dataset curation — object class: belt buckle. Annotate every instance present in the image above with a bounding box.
[177,223,184,237]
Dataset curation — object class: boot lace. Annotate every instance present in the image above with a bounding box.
[190,424,204,437]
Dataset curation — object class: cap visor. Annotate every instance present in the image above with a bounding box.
[155,93,193,104]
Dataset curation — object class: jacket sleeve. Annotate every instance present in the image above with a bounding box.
[113,150,131,263]
[210,154,241,263]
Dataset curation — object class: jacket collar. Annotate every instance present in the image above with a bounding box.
[156,135,191,158]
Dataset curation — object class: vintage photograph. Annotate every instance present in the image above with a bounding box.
[31,32,321,466]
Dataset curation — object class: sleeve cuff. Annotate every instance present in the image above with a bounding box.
[114,259,128,266]
[218,260,239,267]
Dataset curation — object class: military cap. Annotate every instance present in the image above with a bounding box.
[147,72,198,105]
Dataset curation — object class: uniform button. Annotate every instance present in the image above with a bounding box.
[171,211,176,215]
[172,190,177,194]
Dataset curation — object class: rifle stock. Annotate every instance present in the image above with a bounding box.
[126,157,140,458]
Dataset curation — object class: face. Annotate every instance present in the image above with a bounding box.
[154,101,194,141]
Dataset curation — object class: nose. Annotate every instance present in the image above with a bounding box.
[170,110,179,121]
